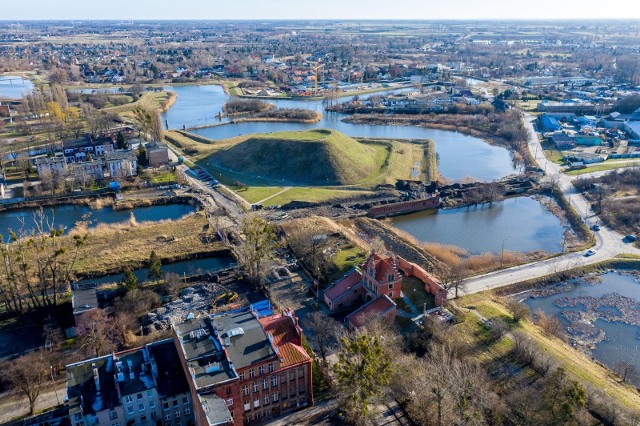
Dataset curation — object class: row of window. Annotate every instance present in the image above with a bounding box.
[124,390,155,404]
[243,392,280,412]
[240,367,305,382]
[241,376,280,395]
[163,397,189,410]
[163,408,190,421]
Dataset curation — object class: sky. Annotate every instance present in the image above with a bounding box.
[3,0,640,21]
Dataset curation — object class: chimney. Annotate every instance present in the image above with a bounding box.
[92,363,101,395]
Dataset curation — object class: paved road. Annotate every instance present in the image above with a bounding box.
[460,113,640,296]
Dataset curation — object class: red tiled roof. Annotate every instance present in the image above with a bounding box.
[324,269,362,302]
[364,253,397,282]
[346,296,396,328]
[278,342,311,367]
[258,315,298,346]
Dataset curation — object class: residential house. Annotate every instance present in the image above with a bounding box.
[66,340,194,426]
[106,151,138,179]
[35,155,68,178]
[71,283,98,325]
[146,142,170,167]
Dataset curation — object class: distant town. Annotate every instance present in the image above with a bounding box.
[0,19,639,426]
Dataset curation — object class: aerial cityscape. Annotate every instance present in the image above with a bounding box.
[0,4,640,426]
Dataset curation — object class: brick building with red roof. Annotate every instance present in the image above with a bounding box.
[324,252,446,329]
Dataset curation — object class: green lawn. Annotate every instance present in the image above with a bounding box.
[565,161,640,176]
[401,275,436,310]
[150,171,177,184]
[235,186,285,204]
[330,247,366,281]
[261,187,375,207]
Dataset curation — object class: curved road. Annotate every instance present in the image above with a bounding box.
[460,113,640,296]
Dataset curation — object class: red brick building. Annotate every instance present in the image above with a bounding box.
[324,252,446,328]
[172,308,313,425]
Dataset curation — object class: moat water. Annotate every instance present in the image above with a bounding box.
[160,84,518,181]
[74,256,235,287]
[390,196,565,254]
[0,203,196,241]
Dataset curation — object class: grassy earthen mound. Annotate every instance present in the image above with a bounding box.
[207,129,378,185]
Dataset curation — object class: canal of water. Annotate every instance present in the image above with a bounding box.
[390,196,565,254]
[160,84,518,181]
[0,203,196,241]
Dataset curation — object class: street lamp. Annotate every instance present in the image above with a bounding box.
[501,238,510,267]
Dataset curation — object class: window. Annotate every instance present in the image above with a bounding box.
[184,408,191,415]
[164,415,171,422]
[182,397,189,405]
[149,401,155,409]
[243,385,249,396]
[272,392,279,402]
[226,387,231,395]
[254,399,260,408]
[281,387,288,399]
[299,385,306,395]
[249,368,255,378]
[262,379,268,390]
[239,371,245,380]
[263,395,270,406]
[271,376,277,387]
[174,411,181,418]
[289,371,295,381]
[163,402,169,411]
[151,413,157,420]
[258,366,264,375]
[173,400,179,407]
[147,390,154,398]
[225,398,233,407]
[127,407,134,415]
[137,393,143,400]
[268,362,274,372]
[388,292,393,297]
[125,396,133,404]
[109,412,118,420]
[138,403,145,412]
[298,368,304,378]
[140,416,146,422]
[389,274,395,282]
[244,402,250,412]
[388,283,393,290]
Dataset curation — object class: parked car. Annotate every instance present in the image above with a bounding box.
[584,249,596,257]
[591,224,601,231]
[623,235,637,243]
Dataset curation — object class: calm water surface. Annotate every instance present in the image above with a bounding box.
[391,196,565,254]
[75,256,234,287]
[0,203,196,241]
[161,84,517,181]
[0,76,33,98]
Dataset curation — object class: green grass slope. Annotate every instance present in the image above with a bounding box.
[206,129,378,186]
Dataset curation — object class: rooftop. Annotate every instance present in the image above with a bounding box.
[66,355,119,416]
[146,339,190,399]
[114,347,156,397]
[346,295,397,328]
[199,394,233,426]
[324,269,362,302]
[71,283,98,316]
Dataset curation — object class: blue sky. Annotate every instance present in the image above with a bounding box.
[4,0,639,20]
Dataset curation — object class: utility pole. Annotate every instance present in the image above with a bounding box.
[51,366,60,406]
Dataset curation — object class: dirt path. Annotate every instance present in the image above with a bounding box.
[255,187,292,205]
